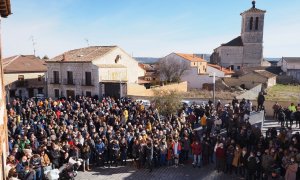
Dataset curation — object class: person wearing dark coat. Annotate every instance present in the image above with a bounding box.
[257,92,265,111]
[247,151,259,180]
[50,144,61,168]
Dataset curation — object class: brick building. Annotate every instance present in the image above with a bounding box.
[0,0,11,179]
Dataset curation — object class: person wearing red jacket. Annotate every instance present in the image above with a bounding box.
[191,140,202,168]
[215,143,225,173]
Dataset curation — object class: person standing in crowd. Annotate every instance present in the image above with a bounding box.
[215,143,225,173]
[146,139,153,172]
[172,138,181,167]
[273,102,280,120]
[285,157,298,180]
[257,92,265,112]
[191,140,202,168]
[247,151,259,180]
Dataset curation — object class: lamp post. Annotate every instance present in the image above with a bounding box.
[209,72,216,105]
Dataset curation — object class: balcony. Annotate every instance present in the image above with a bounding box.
[15,80,28,87]
[81,79,94,86]
[49,78,60,84]
[63,78,76,85]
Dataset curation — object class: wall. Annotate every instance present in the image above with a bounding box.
[4,72,46,99]
[93,47,144,83]
[99,67,127,81]
[286,69,300,83]
[127,81,187,97]
[217,46,244,69]
[47,62,99,98]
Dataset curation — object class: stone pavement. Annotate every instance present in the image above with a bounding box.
[75,163,241,180]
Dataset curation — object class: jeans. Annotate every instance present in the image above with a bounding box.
[160,154,166,166]
[34,167,42,180]
[193,155,201,167]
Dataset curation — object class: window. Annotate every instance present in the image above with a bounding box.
[85,72,92,86]
[38,75,42,81]
[250,17,253,30]
[86,91,91,97]
[18,75,24,81]
[194,62,196,65]
[54,89,59,98]
[237,66,241,70]
[67,71,73,84]
[255,17,259,30]
[53,71,59,83]
[203,66,205,70]
[18,90,22,97]
[38,88,43,94]
[9,90,15,97]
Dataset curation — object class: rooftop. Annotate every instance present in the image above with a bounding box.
[175,53,206,62]
[254,70,277,78]
[48,46,117,62]
[241,1,266,15]
[282,57,300,64]
[208,64,234,75]
[3,55,47,73]
[221,36,243,47]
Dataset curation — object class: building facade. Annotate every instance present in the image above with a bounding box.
[210,1,267,70]
[0,0,11,179]
[46,46,144,99]
[278,57,300,82]
[160,53,233,89]
[2,55,47,101]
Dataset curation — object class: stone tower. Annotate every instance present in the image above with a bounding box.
[241,0,266,66]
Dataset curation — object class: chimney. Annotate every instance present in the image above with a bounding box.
[62,53,66,61]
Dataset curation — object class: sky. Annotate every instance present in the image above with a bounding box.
[1,0,300,58]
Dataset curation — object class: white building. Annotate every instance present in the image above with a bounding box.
[278,57,300,82]
[46,46,144,99]
[160,53,233,89]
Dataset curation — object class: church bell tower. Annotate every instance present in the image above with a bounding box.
[241,1,266,66]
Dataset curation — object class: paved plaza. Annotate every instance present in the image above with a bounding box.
[76,163,240,180]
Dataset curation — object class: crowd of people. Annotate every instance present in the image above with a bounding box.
[4,95,300,180]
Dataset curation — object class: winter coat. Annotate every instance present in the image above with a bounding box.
[216,147,225,159]
[191,143,202,155]
[285,163,298,180]
[232,149,241,167]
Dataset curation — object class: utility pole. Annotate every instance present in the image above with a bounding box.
[30,36,36,56]
[213,72,216,105]
[85,38,89,47]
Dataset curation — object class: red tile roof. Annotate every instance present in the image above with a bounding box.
[3,55,47,73]
[175,53,206,62]
[48,46,117,62]
[208,64,234,75]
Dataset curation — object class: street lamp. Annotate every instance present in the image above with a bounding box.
[209,72,216,105]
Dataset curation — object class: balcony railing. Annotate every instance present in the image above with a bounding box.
[15,80,28,87]
[81,79,94,86]
[49,78,60,84]
[63,78,76,85]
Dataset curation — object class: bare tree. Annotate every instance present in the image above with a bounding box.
[158,58,190,83]
[151,89,183,117]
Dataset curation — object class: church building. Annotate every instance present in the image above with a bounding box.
[210,1,270,70]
